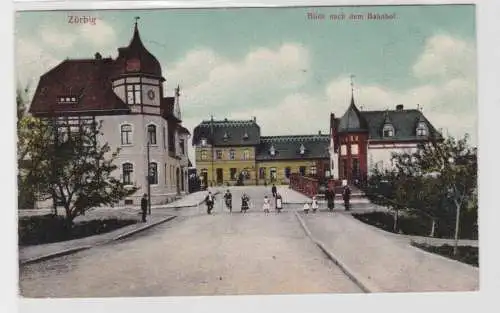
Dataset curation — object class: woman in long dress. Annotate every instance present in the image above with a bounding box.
[311,196,319,213]
[275,193,283,213]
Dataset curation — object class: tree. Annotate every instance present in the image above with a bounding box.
[392,134,477,254]
[48,119,137,227]
[17,87,53,210]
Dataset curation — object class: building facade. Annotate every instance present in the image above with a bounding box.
[29,21,190,206]
[330,96,441,183]
[192,118,329,187]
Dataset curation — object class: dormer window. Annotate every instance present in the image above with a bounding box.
[383,124,395,137]
[58,96,78,104]
[299,144,306,155]
[223,132,229,141]
[243,131,249,140]
[416,122,428,136]
[201,138,207,146]
[270,145,276,156]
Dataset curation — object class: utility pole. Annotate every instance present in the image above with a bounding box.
[146,140,151,215]
[210,115,215,187]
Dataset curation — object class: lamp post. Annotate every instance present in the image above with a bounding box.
[146,140,151,215]
[448,156,461,256]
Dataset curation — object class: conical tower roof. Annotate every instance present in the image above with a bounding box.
[116,21,162,77]
[337,95,369,133]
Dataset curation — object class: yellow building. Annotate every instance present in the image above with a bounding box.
[192,118,329,187]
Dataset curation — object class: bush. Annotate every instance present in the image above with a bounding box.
[412,243,478,267]
[19,214,137,246]
[353,211,477,239]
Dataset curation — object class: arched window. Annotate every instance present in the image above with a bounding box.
[416,122,428,136]
[383,124,395,137]
[147,124,157,145]
[149,162,158,185]
[122,163,133,185]
[121,124,132,145]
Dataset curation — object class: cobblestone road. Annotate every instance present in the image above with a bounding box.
[20,187,362,297]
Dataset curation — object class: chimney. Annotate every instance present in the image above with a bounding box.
[318,130,322,135]
[396,104,404,111]
[253,116,256,122]
[95,52,102,60]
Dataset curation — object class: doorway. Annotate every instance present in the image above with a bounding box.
[216,168,223,185]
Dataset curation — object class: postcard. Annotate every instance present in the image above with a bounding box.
[15,3,478,300]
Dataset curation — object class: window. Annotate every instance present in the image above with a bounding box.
[230,168,237,180]
[299,144,305,155]
[417,123,428,136]
[223,132,229,142]
[229,149,235,160]
[147,124,157,145]
[285,167,291,178]
[201,138,207,146]
[352,158,360,179]
[162,127,166,150]
[243,149,250,160]
[351,144,359,155]
[243,132,249,140]
[126,84,141,104]
[216,150,222,160]
[180,139,185,155]
[299,166,306,176]
[149,162,158,185]
[122,163,133,185]
[201,150,208,160]
[269,145,276,156]
[310,166,317,176]
[121,124,132,145]
[270,167,277,181]
[259,167,266,179]
[383,124,394,137]
[58,96,77,104]
[341,144,347,156]
[164,163,167,184]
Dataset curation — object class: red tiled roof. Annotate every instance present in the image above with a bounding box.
[29,58,129,116]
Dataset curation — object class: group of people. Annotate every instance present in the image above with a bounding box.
[204,184,284,215]
[204,184,352,215]
[303,184,352,213]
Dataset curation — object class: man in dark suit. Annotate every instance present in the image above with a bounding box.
[342,185,351,211]
[271,184,277,198]
[141,193,148,222]
[205,191,215,214]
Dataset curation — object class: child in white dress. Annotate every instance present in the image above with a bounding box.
[303,202,310,214]
[263,195,271,214]
[311,196,319,213]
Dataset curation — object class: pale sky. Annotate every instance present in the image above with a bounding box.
[15,5,477,163]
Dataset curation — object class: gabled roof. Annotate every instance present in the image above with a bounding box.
[256,135,329,161]
[29,58,129,116]
[337,96,369,133]
[361,109,442,141]
[192,119,260,146]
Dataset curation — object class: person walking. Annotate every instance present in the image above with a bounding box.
[311,196,319,213]
[141,193,148,222]
[326,186,335,212]
[224,189,232,213]
[275,193,283,213]
[205,191,215,215]
[271,184,277,198]
[342,185,351,211]
[263,195,271,214]
[241,193,250,213]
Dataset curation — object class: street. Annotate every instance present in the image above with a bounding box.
[20,186,362,297]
